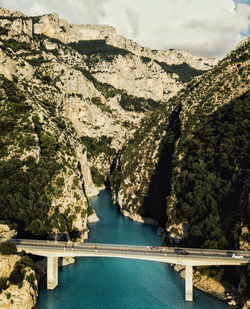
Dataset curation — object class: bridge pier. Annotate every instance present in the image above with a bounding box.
[185,265,193,301]
[47,257,58,290]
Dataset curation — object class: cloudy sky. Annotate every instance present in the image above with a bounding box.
[0,0,249,58]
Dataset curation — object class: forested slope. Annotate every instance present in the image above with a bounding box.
[111,39,249,251]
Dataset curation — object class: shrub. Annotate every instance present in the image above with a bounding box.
[27,273,37,291]
[0,277,8,292]
[91,167,105,187]
[56,177,64,187]
[19,255,34,269]
[0,241,17,255]
[9,263,25,285]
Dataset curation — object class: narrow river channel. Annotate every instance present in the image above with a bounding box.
[36,189,230,309]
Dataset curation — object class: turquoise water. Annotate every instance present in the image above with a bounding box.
[36,190,229,308]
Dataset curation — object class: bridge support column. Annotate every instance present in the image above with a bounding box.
[47,257,58,290]
[185,265,193,301]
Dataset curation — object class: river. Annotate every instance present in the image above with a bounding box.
[36,189,230,308]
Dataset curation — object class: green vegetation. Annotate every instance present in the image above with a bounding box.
[80,135,116,159]
[26,56,50,67]
[141,57,206,83]
[112,41,249,253]
[1,39,31,53]
[119,93,161,112]
[0,25,8,36]
[56,177,65,187]
[0,241,17,255]
[0,76,65,237]
[169,92,249,249]
[0,277,8,293]
[91,96,113,114]
[26,272,37,291]
[75,66,162,111]
[196,266,224,282]
[91,166,105,187]
[9,256,34,286]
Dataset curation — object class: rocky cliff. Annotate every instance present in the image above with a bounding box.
[0,231,37,309]
[0,254,37,309]
[0,6,217,102]
[0,6,216,241]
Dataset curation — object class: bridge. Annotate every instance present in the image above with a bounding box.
[12,239,250,302]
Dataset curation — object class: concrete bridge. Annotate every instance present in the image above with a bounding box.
[12,239,250,302]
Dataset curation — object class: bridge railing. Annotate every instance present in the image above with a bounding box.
[11,239,250,257]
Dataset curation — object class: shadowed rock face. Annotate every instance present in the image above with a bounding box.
[142,105,181,226]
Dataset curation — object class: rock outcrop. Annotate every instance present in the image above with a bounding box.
[0,225,17,242]
[172,264,228,301]
[0,254,37,309]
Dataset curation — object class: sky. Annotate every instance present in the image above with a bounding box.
[0,0,249,58]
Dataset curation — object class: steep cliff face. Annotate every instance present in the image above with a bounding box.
[0,6,217,103]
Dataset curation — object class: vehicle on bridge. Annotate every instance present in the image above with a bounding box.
[175,249,189,255]
[231,253,244,259]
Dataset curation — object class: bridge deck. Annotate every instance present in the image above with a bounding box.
[13,239,250,266]
[11,239,250,301]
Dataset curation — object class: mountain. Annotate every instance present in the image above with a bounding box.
[0,6,216,240]
[0,5,249,308]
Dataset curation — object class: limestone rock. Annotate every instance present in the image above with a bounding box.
[239,226,250,250]
[0,49,15,80]
[87,213,99,224]
[0,254,20,278]
[121,209,157,225]
[242,300,250,309]
[89,53,183,101]
[60,256,75,266]
[0,6,217,105]
[0,270,37,309]
[166,223,189,244]
[0,225,17,241]
[0,255,37,309]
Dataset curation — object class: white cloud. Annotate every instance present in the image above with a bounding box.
[0,0,249,58]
